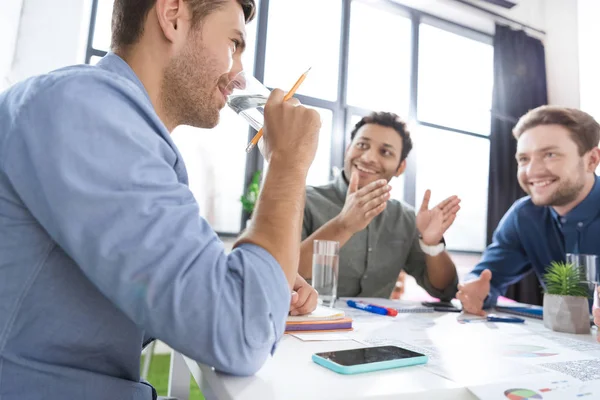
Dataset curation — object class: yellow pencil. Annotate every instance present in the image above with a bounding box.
[246,67,312,153]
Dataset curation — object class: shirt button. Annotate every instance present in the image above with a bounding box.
[577,222,584,228]
[561,218,567,223]
[368,247,372,252]
[364,275,368,279]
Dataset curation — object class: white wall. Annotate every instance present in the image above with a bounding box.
[544,0,580,108]
[0,0,24,90]
[8,0,91,83]
[578,0,600,120]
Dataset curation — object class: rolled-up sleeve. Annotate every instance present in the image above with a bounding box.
[2,73,289,376]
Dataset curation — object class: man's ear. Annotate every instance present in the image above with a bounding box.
[586,147,600,173]
[155,0,186,44]
[395,159,407,177]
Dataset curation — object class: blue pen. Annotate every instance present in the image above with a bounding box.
[346,300,389,316]
[486,314,525,323]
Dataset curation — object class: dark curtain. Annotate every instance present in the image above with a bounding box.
[487,24,548,305]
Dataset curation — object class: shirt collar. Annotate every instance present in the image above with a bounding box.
[550,175,600,226]
[96,52,153,104]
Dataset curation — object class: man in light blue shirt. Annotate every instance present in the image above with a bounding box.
[0,0,321,399]
[457,106,600,315]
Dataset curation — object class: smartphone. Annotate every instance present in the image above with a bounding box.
[312,345,428,375]
[422,301,461,312]
[422,301,454,308]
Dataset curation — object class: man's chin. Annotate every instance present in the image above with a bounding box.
[186,113,220,129]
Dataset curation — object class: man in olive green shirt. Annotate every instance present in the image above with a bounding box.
[299,112,460,300]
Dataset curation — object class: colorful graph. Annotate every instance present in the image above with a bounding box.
[503,345,557,358]
[504,388,543,400]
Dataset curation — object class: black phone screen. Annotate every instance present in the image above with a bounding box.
[314,345,425,366]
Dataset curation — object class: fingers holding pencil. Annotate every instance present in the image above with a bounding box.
[246,67,312,153]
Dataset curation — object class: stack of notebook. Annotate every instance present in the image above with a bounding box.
[285,306,353,333]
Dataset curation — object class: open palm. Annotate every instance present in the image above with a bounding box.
[416,190,461,245]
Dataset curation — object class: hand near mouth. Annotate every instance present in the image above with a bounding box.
[336,170,392,234]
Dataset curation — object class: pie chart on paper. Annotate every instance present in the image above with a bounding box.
[504,388,543,400]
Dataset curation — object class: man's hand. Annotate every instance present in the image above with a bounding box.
[289,275,318,316]
[456,269,492,316]
[416,190,461,246]
[261,89,321,168]
[336,170,391,234]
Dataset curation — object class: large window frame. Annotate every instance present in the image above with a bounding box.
[85,0,493,249]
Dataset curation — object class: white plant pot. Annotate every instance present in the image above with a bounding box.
[543,293,590,334]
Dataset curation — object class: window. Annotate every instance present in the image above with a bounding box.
[418,22,494,135]
[92,0,113,52]
[414,126,490,252]
[306,107,334,187]
[347,1,412,115]
[415,22,493,251]
[171,108,249,233]
[264,0,342,101]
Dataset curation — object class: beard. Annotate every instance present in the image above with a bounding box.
[523,163,587,207]
[160,36,223,129]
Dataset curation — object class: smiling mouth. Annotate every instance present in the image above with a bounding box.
[529,179,558,188]
[354,164,377,174]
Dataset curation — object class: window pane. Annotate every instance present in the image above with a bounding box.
[306,107,334,187]
[241,0,260,77]
[90,55,103,65]
[418,24,493,135]
[264,0,341,101]
[92,0,113,52]
[414,126,489,251]
[348,115,405,202]
[347,2,411,115]
[171,107,249,233]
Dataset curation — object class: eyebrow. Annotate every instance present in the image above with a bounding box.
[536,146,560,153]
[516,146,561,158]
[233,29,247,51]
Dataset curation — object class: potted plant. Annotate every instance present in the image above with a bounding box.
[542,261,590,334]
[240,170,261,228]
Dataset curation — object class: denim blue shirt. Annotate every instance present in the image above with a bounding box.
[469,176,600,308]
[0,53,290,400]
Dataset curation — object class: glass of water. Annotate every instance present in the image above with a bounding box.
[566,253,599,309]
[225,71,270,132]
[312,240,339,307]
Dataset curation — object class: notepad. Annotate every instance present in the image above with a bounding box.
[286,305,345,322]
[285,318,353,333]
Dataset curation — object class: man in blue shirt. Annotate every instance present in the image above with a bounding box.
[0,0,321,398]
[458,106,600,315]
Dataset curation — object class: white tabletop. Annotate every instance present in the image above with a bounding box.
[178,299,600,400]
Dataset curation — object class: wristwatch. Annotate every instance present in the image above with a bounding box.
[418,234,446,257]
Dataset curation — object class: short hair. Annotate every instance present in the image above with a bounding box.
[111,0,256,51]
[350,112,413,162]
[513,105,600,155]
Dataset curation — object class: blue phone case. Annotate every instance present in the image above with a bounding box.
[312,352,428,375]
